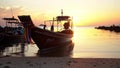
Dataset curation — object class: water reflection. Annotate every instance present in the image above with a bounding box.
[72,27,120,58]
[0,43,28,57]
[37,50,73,57]
[0,43,73,57]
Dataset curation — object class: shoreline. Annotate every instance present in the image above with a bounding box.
[0,57,120,68]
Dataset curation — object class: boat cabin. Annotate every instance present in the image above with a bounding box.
[56,16,70,21]
[42,15,73,33]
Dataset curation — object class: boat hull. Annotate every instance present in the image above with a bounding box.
[31,27,74,56]
[0,34,25,45]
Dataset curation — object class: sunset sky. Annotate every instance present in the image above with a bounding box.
[0,0,120,26]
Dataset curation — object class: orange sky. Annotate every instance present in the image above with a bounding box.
[0,0,120,26]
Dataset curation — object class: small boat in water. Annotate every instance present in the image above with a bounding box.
[18,11,74,56]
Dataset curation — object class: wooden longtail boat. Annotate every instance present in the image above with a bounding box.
[18,12,74,56]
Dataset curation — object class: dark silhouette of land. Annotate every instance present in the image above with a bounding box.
[95,24,120,33]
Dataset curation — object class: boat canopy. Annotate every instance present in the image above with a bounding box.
[2,17,20,27]
[3,17,18,20]
[56,16,70,21]
[3,17,19,24]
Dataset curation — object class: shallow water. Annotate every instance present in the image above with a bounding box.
[1,27,120,58]
[73,27,120,58]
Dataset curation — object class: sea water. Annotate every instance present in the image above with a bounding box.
[1,27,120,58]
[72,27,120,58]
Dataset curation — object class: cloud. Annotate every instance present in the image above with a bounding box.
[0,6,24,26]
[0,6,24,17]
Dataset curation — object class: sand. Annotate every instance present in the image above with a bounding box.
[0,57,120,68]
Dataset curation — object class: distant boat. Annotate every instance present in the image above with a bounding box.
[0,17,25,45]
[18,11,74,55]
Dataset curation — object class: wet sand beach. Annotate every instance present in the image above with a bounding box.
[0,57,120,68]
